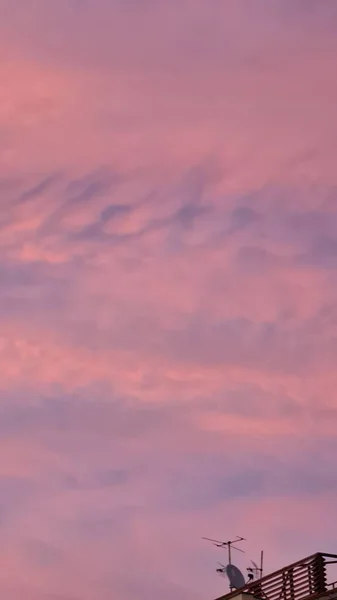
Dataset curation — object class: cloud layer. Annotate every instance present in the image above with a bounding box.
[0,1,337,598]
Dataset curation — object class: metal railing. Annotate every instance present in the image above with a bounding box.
[215,553,337,600]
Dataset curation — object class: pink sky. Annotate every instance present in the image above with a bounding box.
[0,1,337,598]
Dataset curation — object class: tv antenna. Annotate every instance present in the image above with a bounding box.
[247,551,264,581]
[202,535,246,565]
[202,536,247,591]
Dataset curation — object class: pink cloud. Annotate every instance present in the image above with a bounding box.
[0,2,336,599]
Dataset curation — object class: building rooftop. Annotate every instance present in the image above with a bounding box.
[215,553,337,600]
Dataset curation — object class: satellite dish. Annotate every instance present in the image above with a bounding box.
[226,564,246,589]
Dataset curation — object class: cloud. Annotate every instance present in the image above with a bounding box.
[17,175,59,204]
[24,540,64,568]
[0,2,336,599]
[230,206,260,230]
[301,236,337,267]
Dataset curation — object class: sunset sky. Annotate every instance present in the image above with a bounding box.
[1,1,337,599]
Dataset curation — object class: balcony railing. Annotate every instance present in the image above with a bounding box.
[215,553,337,600]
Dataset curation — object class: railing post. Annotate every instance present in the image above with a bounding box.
[311,554,327,595]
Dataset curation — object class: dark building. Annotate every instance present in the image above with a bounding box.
[215,553,337,600]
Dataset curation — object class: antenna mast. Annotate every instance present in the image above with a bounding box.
[202,536,246,591]
[248,550,264,582]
